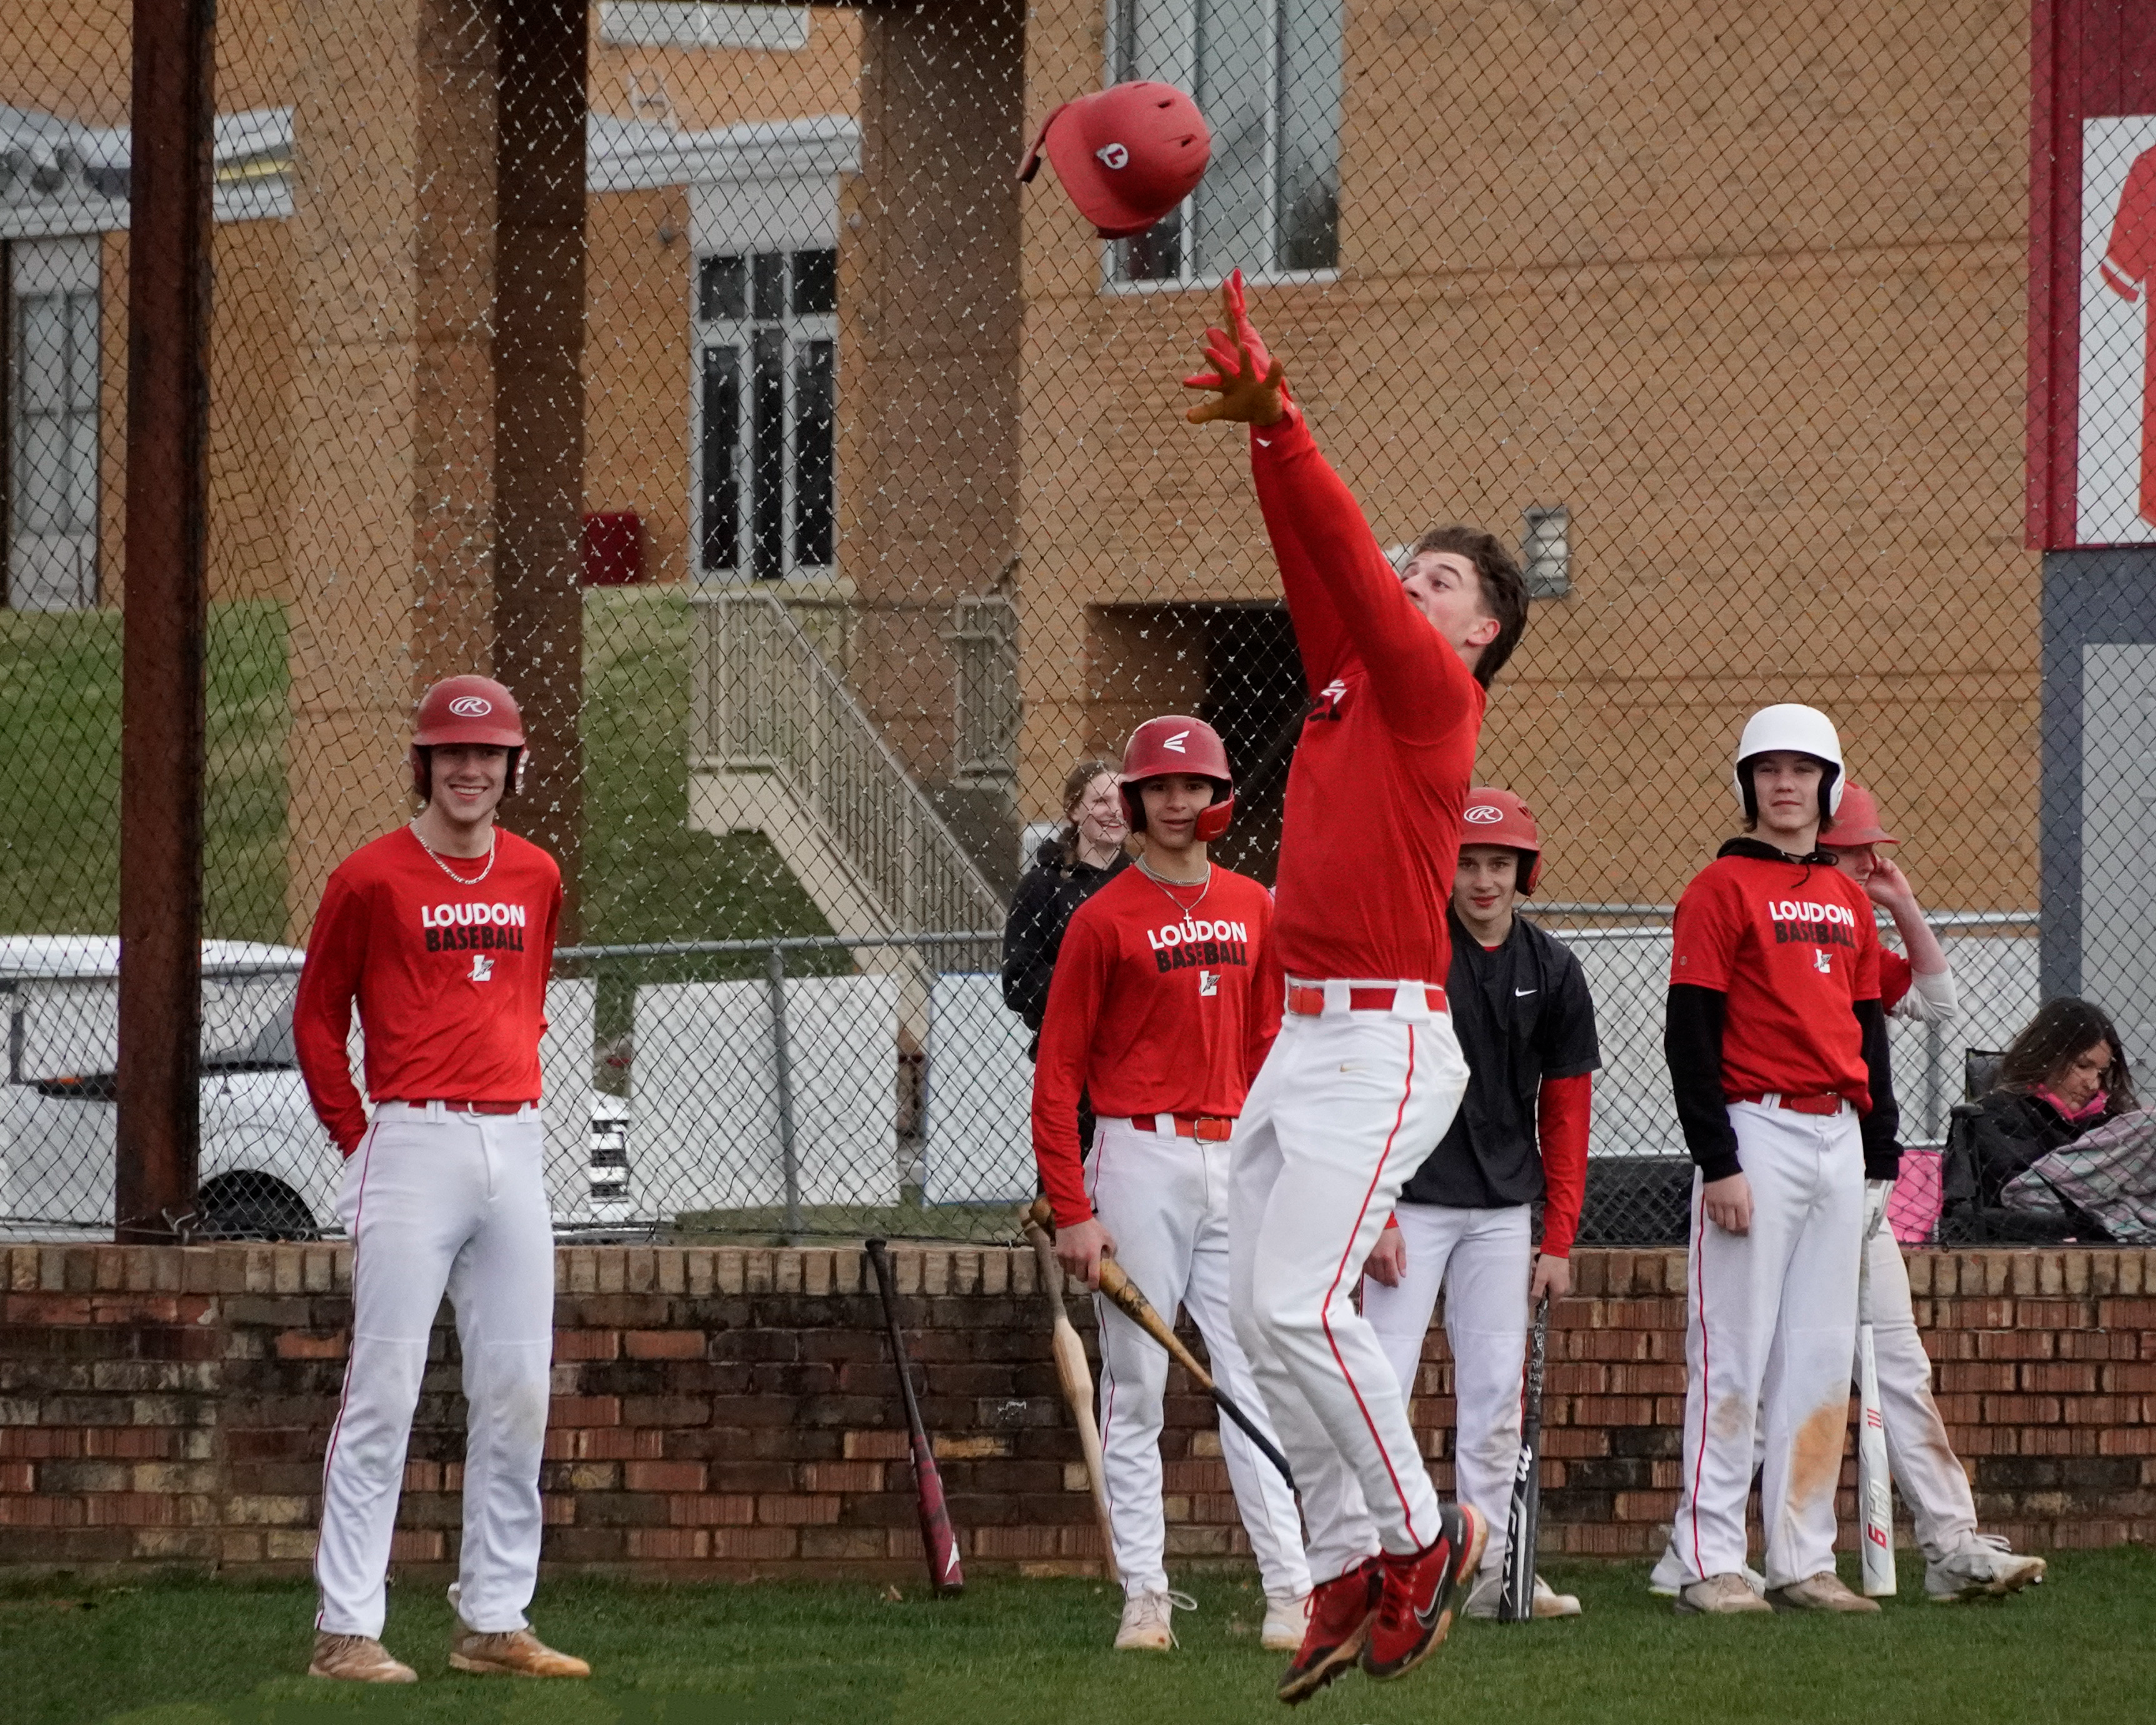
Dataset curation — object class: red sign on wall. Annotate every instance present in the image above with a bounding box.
[2028,2,2156,548]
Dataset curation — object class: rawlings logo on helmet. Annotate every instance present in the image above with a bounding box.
[447,696,494,718]
[1095,141,1130,169]
[1464,804,1504,824]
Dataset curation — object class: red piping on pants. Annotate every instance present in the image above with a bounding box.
[1319,1023,1422,1549]
[314,1119,379,1629]
[1687,1179,1710,1576]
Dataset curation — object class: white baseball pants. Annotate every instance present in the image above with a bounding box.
[1651,1226,1982,1589]
[1230,985,1470,1583]
[1863,1226,1979,1561]
[1360,1202,1534,1580]
[1670,1100,1862,1589]
[316,1104,556,1639]
[1087,1118,1310,1601]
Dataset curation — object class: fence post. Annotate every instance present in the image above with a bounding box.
[1925,1013,1946,1141]
[766,944,802,1242]
[115,0,216,1243]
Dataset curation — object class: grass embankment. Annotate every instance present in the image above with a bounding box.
[4,1552,2152,1724]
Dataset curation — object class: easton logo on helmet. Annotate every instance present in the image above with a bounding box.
[1464,804,1504,824]
[1095,141,1129,169]
[447,696,493,718]
[1162,729,1189,753]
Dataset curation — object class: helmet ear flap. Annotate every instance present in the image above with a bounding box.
[1195,791,1234,842]
[1119,782,1145,834]
[506,747,524,796]
[1519,848,1542,894]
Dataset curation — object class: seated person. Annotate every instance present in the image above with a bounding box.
[1944,997,2135,1241]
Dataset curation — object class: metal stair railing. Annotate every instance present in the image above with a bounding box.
[692,587,1007,940]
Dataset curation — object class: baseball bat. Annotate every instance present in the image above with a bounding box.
[1497,1292,1550,1624]
[1022,1215,1120,1585]
[864,1239,964,1596]
[1026,1199,1295,1491]
[1856,1238,1897,1597]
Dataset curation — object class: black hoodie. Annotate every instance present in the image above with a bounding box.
[1000,836,1130,1041]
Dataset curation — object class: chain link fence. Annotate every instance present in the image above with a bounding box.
[1,2,2134,1246]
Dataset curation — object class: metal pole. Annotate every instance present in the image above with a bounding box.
[1925,1013,1946,1141]
[115,0,216,1243]
[766,943,802,1242]
[4,982,20,1087]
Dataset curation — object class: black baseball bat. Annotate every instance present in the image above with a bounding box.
[865,1239,964,1595]
[1498,1292,1550,1624]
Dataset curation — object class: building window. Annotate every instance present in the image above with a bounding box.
[7,237,101,612]
[1521,506,1572,598]
[694,248,837,581]
[1108,0,1344,286]
[600,3,811,52]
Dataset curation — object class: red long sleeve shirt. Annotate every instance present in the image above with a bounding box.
[1250,411,1487,985]
[294,827,563,1153]
[1031,866,1283,1226]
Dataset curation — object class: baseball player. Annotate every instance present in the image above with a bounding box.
[1662,704,1901,1617]
[1032,716,1309,1653]
[1184,274,1530,1701]
[293,676,586,1683]
[1360,788,1598,1622]
[1815,787,2045,1599]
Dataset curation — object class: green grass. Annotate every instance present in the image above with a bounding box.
[0,601,291,942]
[4,1552,2152,1724]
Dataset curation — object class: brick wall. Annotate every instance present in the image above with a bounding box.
[2,1244,2152,1578]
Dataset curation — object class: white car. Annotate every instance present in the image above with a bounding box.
[2,936,627,1238]
[1,936,331,1239]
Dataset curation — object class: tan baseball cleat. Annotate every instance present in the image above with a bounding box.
[1112,1588,1194,1651]
[1674,1572,1774,1615]
[308,1631,417,1682]
[1260,1590,1312,1651]
[1765,1572,1882,1614]
[448,1622,592,1678]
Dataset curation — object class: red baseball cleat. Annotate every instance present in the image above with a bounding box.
[1275,1557,1382,1706]
[1359,1504,1488,1681]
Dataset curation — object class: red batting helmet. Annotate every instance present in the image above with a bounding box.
[410,675,526,798]
[1818,782,1898,849]
[1119,715,1234,842]
[1017,82,1210,240]
[1460,786,1544,894]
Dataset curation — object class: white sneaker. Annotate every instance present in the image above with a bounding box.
[1650,1542,1765,1599]
[1464,1571,1584,1619]
[1114,1589,1194,1651]
[1260,1591,1311,1651]
[1925,1534,2047,1602]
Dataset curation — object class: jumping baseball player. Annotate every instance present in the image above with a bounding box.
[293,676,587,1683]
[1183,274,1529,1702]
[1662,704,1901,1617]
[1032,716,1310,1653]
[1360,788,1598,1621]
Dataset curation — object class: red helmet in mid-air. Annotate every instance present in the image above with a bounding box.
[1459,786,1544,894]
[1119,715,1234,841]
[1017,81,1210,240]
[410,674,526,798]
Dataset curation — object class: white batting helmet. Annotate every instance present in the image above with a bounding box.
[1732,702,1845,822]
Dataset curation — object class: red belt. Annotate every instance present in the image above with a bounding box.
[1735,1091,1846,1116]
[394,1099,535,1116]
[1286,984,1448,1017]
[1130,1114,1235,1141]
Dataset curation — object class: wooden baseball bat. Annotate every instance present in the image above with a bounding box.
[1022,1216,1120,1585]
[1026,1199,1295,1491]
[1498,1292,1550,1623]
[1856,1236,1897,1597]
[864,1239,964,1596]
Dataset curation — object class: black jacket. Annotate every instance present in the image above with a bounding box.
[1400,908,1600,1209]
[1940,1089,2113,1242]
[1001,838,1129,1036]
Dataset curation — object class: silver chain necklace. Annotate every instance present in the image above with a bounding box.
[410,822,497,886]
[1136,855,1212,917]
